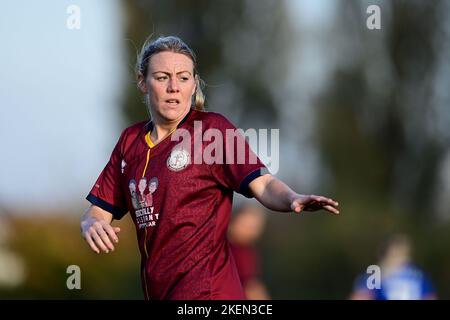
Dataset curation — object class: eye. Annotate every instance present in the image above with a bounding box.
[156,76,168,81]
[179,75,190,82]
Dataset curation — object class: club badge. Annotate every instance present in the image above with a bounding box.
[167,148,190,171]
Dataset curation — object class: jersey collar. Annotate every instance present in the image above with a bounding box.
[144,108,195,148]
[144,108,194,134]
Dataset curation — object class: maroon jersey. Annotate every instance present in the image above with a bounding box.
[87,109,267,300]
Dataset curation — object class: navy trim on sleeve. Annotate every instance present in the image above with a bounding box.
[86,193,128,220]
[238,167,270,198]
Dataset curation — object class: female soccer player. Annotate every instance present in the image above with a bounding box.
[81,36,340,300]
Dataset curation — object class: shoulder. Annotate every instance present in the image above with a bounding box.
[118,120,148,141]
[115,120,148,152]
[122,120,149,136]
[402,264,425,277]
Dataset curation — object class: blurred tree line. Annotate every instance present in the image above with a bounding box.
[2,0,449,299]
[262,0,450,299]
[118,0,450,299]
[121,0,293,128]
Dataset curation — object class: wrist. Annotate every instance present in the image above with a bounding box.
[288,192,299,204]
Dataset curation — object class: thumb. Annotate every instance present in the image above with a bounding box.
[291,200,302,213]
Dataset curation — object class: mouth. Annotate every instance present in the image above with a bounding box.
[165,99,180,105]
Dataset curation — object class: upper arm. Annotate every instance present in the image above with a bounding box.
[248,174,273,200]
[86,130,129,220]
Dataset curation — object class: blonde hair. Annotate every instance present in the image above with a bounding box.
[136,35,205,111]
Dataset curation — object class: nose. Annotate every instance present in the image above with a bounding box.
[167,78,180,93]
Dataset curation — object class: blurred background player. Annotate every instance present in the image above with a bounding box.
[350,233,437,300]
[228,203,270,300]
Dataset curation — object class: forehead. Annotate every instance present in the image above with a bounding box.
[148,51,194,72]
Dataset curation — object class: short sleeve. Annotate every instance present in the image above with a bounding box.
[86,131,128,220]
[209,115,269,198]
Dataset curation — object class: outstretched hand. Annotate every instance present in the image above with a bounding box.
[290,194,339,215]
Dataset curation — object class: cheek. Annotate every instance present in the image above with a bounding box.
[184,83,196,97]
[149,82,165,98]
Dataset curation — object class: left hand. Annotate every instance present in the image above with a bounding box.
[290,194,339,215]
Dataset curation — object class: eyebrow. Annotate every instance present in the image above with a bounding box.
[152,71,192,76]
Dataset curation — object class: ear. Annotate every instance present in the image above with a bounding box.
[192,75,199,96]
[137,73,148,93]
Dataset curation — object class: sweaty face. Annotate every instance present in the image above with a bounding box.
[145,51,196,124]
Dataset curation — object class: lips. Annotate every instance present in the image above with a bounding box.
[165,99,180,104]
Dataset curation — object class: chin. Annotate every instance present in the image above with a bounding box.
[159,106,190,122]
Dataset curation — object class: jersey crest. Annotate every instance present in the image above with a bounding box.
[167,148,190,171]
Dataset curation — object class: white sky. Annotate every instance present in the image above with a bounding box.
[0,0,125,211]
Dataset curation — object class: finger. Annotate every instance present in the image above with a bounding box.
[291,200,303,213]
[114,227,121,233]
[312,195,339,207]
[90,230,109,253]
[104,224,120,243]
[84,233,100,254]
[322,205,340,215]
[325,199,339,207]
[95,225,115,251]
[304,201,319,211]
[311,195,324,203]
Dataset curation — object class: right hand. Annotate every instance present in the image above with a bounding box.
[81,216,121,254]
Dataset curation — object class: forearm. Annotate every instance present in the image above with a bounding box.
[81,205,114,225]
[249,174,297,212]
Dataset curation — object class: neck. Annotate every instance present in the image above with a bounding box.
[152,122,177,140]
[150,108,191,144]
